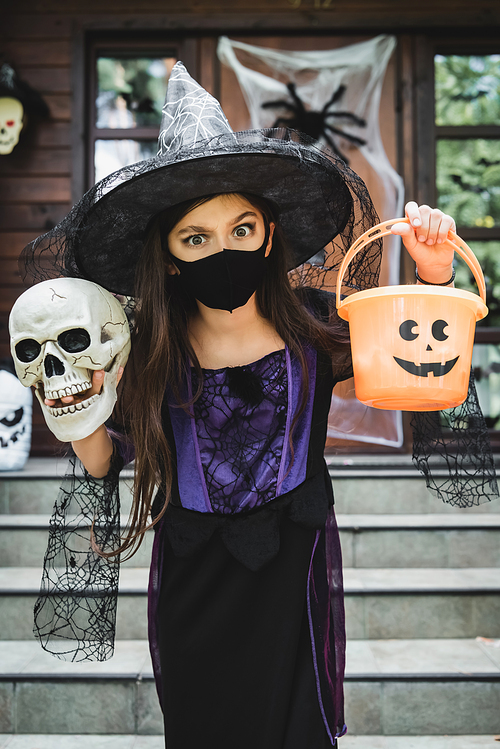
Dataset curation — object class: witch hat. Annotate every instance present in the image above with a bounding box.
[21,61,379,297]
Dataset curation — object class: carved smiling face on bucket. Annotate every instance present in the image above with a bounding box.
[9,278,130,442]
[394,318,459,377]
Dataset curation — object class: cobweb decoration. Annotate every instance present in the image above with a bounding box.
[218,34,404,448]
[33,455,122,661]
[411,371,499,507]
[157,62,235,156]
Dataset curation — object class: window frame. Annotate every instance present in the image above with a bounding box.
[85,35,197,192]
[424,38,500,442]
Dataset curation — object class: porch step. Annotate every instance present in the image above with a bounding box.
[0,739,165,749]
[0,738,498,749]
[3,458,500,516]
[2,513,500,569]
[1,638,499,735]
[1,567,498,641]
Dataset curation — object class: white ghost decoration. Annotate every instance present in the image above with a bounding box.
[9,279,131,442]
[0,368,32,471]
[0,97,24,155]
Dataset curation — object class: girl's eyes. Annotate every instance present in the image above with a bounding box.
[233,224,252,238]
[185,224,254,246]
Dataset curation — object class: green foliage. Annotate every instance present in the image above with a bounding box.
[435,54,500,126]
[436,139,500,228]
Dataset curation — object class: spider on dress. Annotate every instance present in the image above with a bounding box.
[262,82,366,164]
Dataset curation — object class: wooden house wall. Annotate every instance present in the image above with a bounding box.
[2,2,499,456]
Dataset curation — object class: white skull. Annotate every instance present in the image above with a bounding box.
[0,97,24,155]
[9,278,131,442]
[0,369,32,471]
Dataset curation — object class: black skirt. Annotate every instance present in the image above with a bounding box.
[157,515,333,748]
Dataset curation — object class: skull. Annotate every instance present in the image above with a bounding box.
[0,368,32,471]
[0,97,24,155]
[9,278,131,442]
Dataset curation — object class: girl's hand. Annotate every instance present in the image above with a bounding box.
[391,202,456,285]
[44,367,124,407]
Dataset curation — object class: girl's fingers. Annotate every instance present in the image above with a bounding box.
[415,205,431,243]
[44,370,105,407]
[426,209,445,245]
[404,201,422,228]
[91,370,105,395]
[116,366,124,386]
[436,214,455,244]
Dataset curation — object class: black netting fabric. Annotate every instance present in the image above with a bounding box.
[411,370,499,507]
[191,350,288,513]
[19,128,381,299]
[33,453,122,661]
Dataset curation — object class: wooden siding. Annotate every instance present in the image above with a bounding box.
[2,16,73,455]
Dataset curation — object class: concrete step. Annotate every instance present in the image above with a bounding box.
[1,567,499,641]
[0,515,153,568]
[2,458,500,516]
[0,739,165,749]
[339,513,500,568]
[0,737,498,749]
[1,638,499,735]
[2,513,500,569]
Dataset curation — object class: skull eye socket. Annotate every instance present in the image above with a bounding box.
[58,328,91,353]
[432,319,449,341]
[399,320,419,341]
[16,339,41,363]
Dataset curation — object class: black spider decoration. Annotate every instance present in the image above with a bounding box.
[262,82,366,164]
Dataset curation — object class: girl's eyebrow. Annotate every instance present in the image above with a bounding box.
[176,211,258,236]
[230,211,258,225]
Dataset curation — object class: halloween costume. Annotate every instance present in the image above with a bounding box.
[23,62,497,748]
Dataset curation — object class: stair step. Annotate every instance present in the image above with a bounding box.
[338,514,500,568]
[3,458,500,516]
[0,738,498,749]
[1,639,499,735]
[0,515,153,568]
[2,638,499,679]
[1,567,498,640]
[0,739,165,749]
[2,513,500,569]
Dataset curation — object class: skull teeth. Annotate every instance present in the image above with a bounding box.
[46,392,100,417]
[45,381,92,400]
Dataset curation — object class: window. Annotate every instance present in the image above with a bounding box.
[87,37,197,188]
[434,52,500,430]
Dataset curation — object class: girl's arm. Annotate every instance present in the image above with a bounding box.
[72,423,114,479]
[62,367,123,478]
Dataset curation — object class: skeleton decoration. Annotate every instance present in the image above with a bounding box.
[0,97,24,155]
[0,63,49,155]
[0,361,32,471]
[218,34,405,448]
[9,279,131,442]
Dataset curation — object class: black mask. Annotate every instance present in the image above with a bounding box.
[171,225,270,313]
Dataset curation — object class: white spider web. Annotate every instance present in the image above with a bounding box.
[218,35,404,447]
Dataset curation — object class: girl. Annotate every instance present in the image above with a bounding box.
[25,62,458,748]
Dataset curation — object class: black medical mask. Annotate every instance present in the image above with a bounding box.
[171,224,270,313]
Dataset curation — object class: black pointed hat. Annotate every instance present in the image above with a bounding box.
[21,62,378,297]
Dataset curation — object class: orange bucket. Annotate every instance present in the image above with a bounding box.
[336,218,488,411]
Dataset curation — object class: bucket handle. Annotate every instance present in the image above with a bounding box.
[335,218,486,309]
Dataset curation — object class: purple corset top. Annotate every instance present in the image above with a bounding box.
[191,349,288,513]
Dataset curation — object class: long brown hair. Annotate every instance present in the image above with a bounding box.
[112,192,350,560]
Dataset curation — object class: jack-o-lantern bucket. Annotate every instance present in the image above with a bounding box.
[336,218,488,411]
